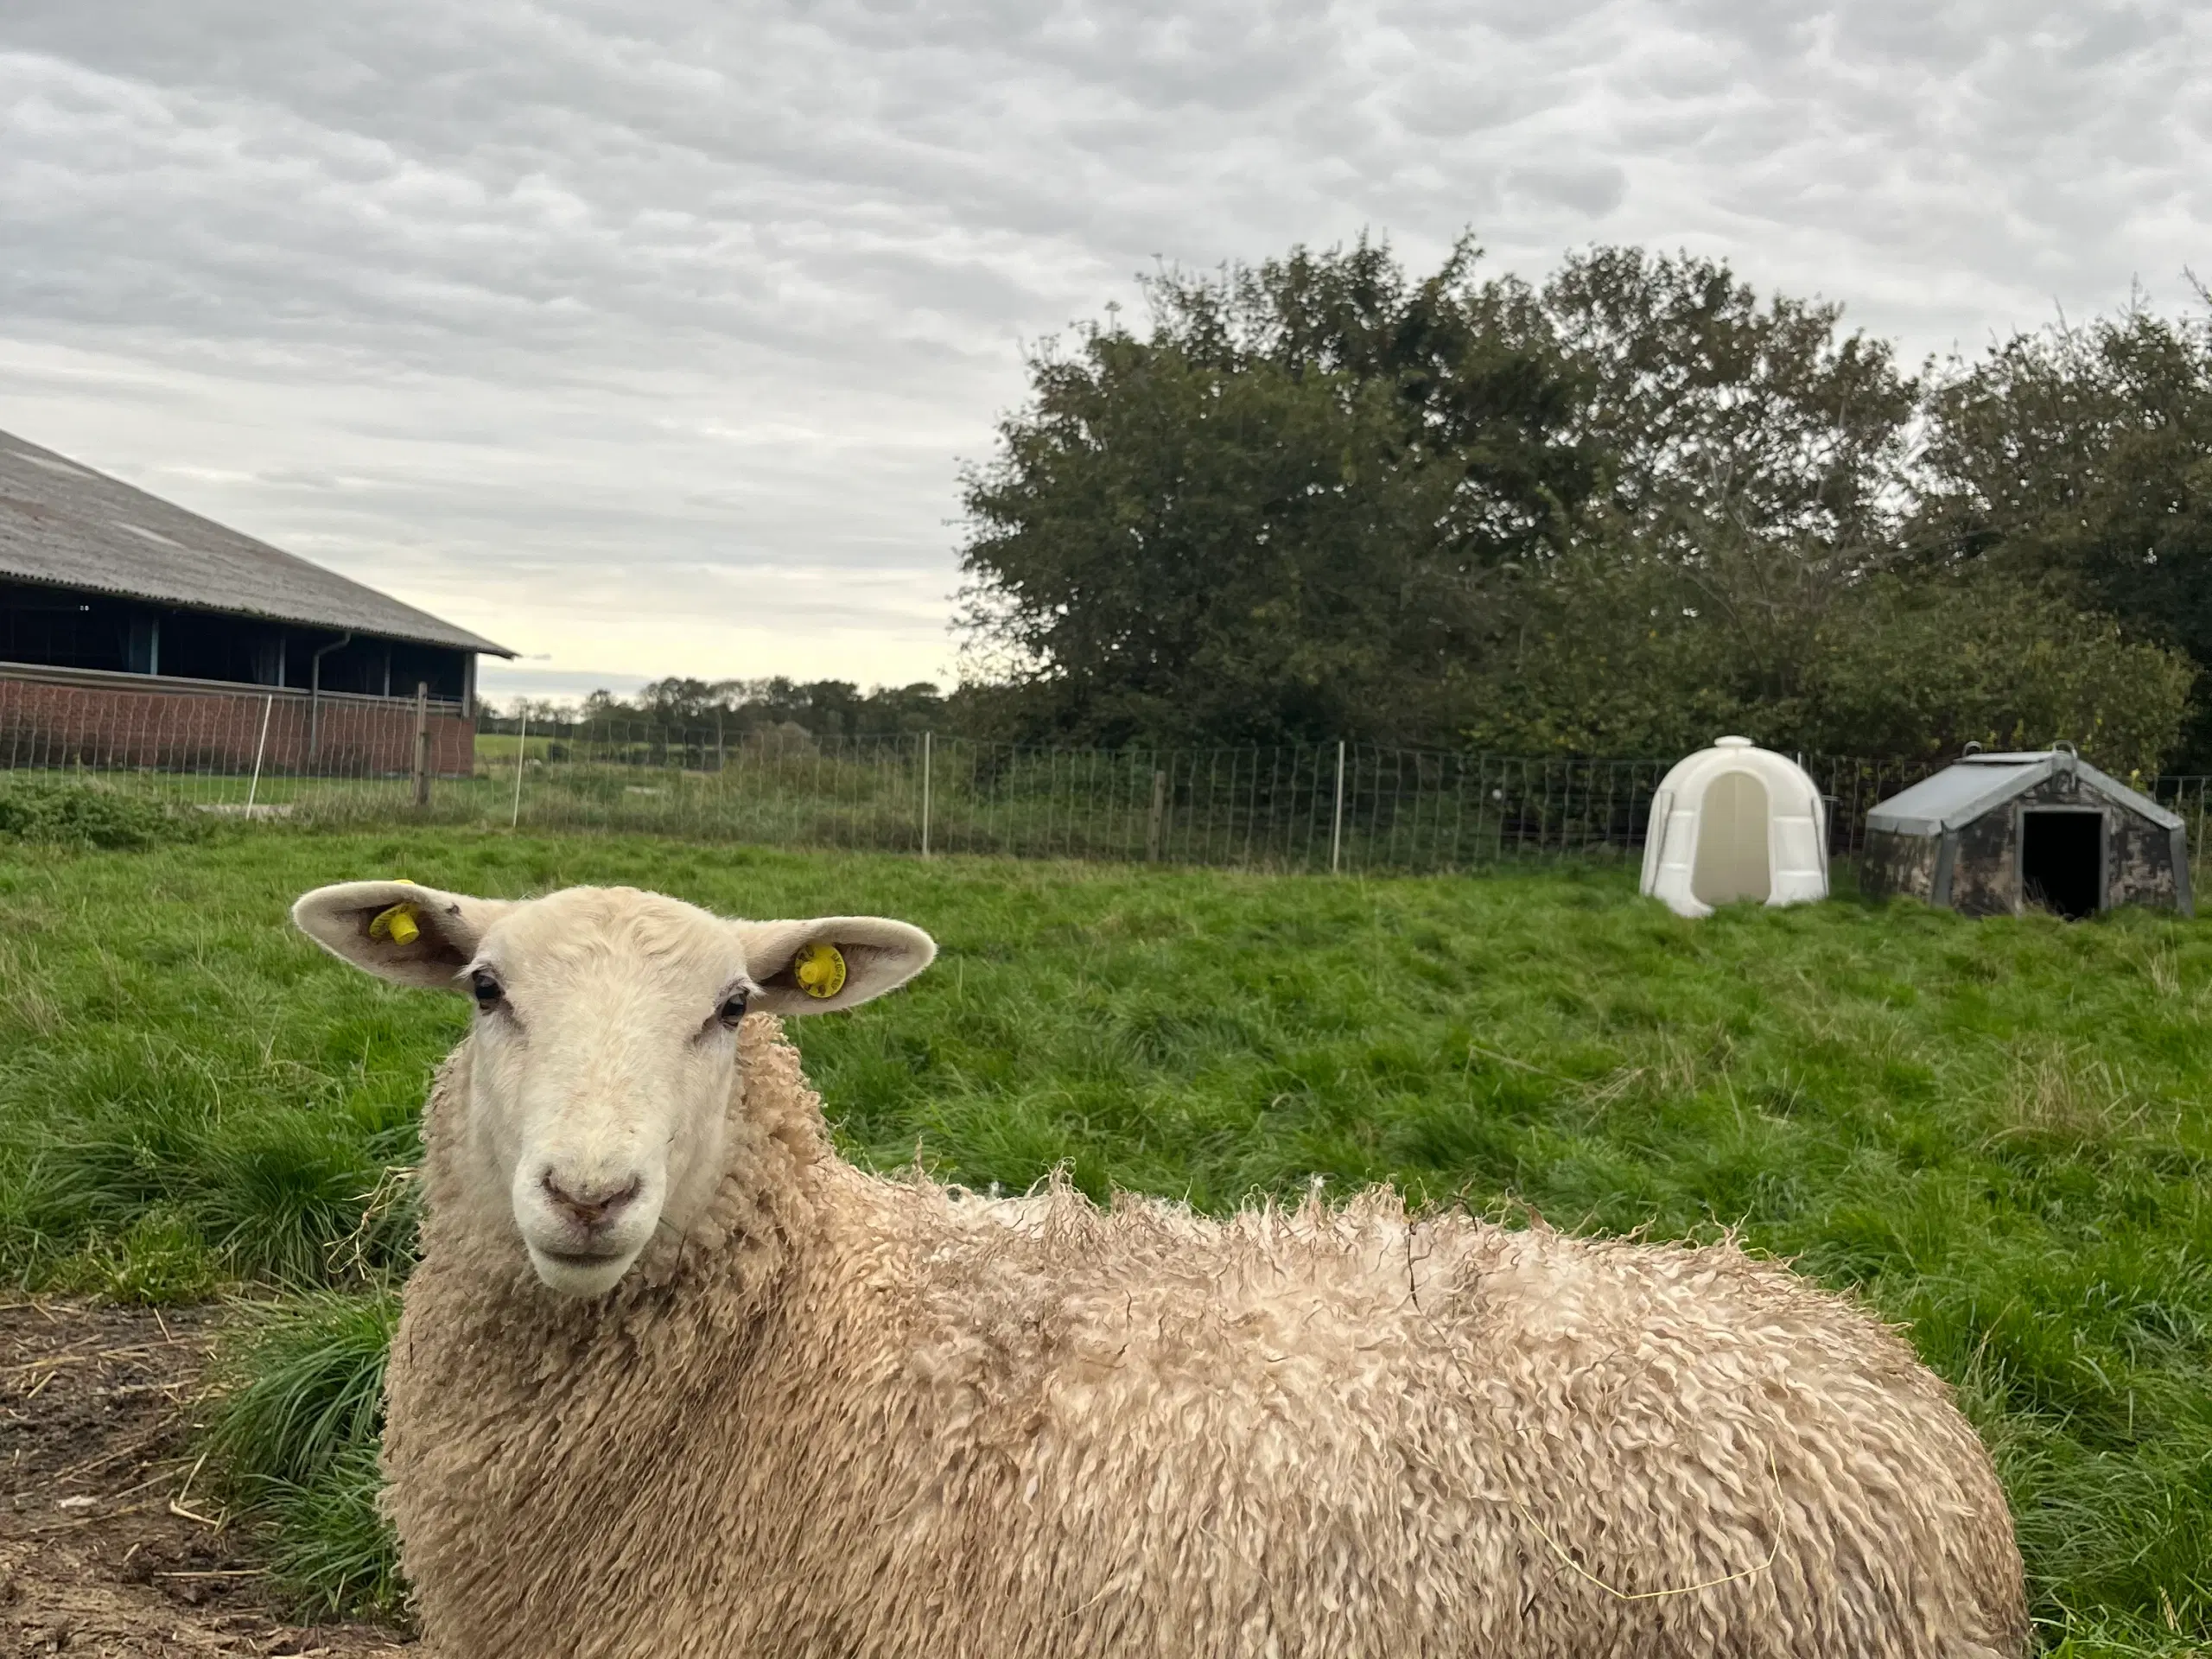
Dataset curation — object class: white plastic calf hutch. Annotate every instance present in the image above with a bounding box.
[1640,738,1829,918]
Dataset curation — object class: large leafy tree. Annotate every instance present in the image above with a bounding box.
[1529,248,1919,713]
[957,236,2196,767]
[955,239,1594,748]
[1912,304,2212,763]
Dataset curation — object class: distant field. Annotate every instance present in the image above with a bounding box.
[2,825,2209,1649]
[469,731,559,767]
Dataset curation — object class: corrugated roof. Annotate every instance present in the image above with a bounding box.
[1867,753,2181,836]
[0,429,512,657]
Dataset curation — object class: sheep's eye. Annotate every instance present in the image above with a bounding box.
[471,970,503,1010]
[717,992,749,1027]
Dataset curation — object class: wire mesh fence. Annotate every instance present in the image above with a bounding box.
[2150,778,2212,863]
[6,674,2209,880]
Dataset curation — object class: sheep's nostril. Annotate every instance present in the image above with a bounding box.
[541,1172,643,1229]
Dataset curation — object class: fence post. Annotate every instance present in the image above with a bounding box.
[511,706,529,830]
[1147,768,1166,862]
[245,694,273,817]
[920,731,933,857]
[411,683,431,808]
[1330,740,1346,874]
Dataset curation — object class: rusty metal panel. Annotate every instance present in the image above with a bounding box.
[1860,828,1937,901]
[1859,764,2191,916]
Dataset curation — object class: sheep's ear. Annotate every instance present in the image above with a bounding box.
[291,881,517,991]
[737,917,936,1015]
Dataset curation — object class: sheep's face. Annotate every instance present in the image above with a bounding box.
[292,881,935,1296]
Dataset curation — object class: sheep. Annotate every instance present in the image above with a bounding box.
[292,879,2029,1659]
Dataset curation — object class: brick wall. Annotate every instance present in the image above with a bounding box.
[0,668,474,777]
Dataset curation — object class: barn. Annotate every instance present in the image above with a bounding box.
[0,429,510,775]
[1861,747,2192,918]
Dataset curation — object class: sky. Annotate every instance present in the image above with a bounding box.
[3,1,2207,707]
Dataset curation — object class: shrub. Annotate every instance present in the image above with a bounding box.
[0,777,206,849]
[1464,556,2194,773]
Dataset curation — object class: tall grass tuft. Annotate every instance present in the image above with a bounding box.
[200,1288,404,1618]
[1,1037,421,1291]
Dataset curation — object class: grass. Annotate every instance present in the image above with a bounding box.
[200,1289,402,1614]
[2,818,2211,1649]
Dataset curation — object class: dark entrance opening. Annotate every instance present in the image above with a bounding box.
[2021,810,2103,919]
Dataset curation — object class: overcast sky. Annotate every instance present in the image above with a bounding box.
[3,2,2206,705]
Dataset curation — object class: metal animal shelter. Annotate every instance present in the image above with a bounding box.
[1861,748,2192,918]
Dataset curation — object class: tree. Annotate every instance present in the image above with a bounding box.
[1796,573,2191,774]
[607,677,947,739]
[954,236,2197,767]
[957,239,1940,752]
[955,238,1595,748]
[1529,248,1919,713]
[1913,302,2212,762]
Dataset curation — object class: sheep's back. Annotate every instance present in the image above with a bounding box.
[710,1179,2026,1657]
[383,1156,2025,1658]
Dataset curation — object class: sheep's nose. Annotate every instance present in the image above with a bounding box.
[540,1171,643,1230]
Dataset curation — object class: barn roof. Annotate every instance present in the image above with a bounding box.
[1866,751,2181,836]
[0,429,512,657]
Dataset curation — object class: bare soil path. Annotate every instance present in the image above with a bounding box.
[0,1300,408,1657]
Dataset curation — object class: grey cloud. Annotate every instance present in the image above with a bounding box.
[1505,164,1629,219]
[2,0,2208,693]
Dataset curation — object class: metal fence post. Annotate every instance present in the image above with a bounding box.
[920,730,933,857]
[1330,740,1346,874]
[245,694,273,817]
[1147,768,1166,862]
[511,706,529,830]
[411,683,431,808]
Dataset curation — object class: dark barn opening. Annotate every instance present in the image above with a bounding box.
[0,579,473,702]
[2021,810,2103,919]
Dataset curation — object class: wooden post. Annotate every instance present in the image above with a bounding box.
[411,683,431,807]
[1147,767,1167,862]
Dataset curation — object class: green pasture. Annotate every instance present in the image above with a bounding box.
[1,813,2209,1650]
[469,731,559,767]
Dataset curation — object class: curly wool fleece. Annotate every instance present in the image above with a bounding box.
[384,1018,2027,1658]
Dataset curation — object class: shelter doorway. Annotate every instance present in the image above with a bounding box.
[1690,771,1771,907]
[2020,810,2103,919]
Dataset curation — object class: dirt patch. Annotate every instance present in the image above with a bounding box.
[0,1300,408,1657]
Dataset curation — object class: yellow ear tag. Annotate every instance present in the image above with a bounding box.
[369,902,421,947]
[793,941,847,999]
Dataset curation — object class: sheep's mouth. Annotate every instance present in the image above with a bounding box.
[536,1246,626,1267]
[524,1238,643,1296]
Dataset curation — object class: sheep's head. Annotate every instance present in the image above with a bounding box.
[292,881,934,1296]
